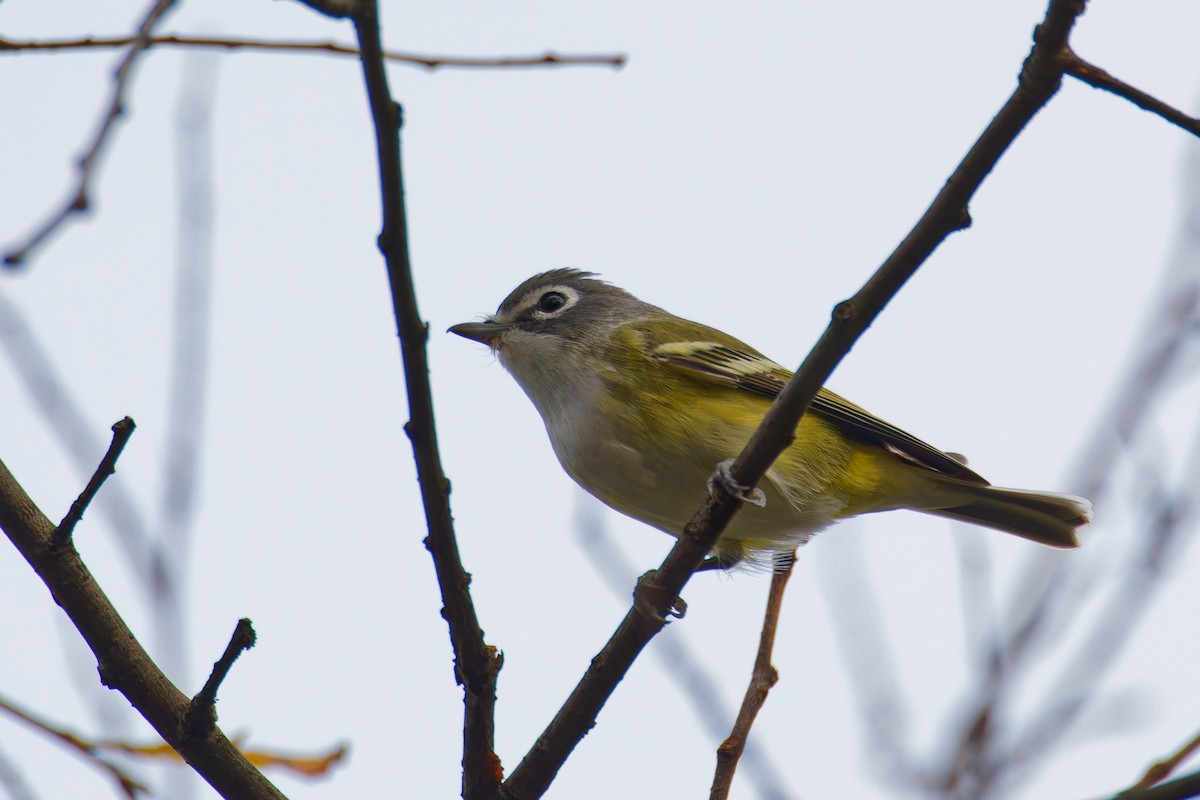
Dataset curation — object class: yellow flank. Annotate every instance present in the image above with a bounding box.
[589,322,897,552]
[831,447,891,514]
[450,270,1092,557]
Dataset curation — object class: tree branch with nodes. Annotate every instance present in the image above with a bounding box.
[54,417,136,545]
[0,28,621,269]
[183,619,258,740]
[279,0,1200,797]
[1063,51,1200,138]
[499,2,1090,796]
[7,0,1200,796]
[1122,728,1200,795]
[1,0,179,267]
[289,0,505,796]
[0,34,625,71]
[710,557,796,800]
[0,442,287,799]
[498,1,1200,798]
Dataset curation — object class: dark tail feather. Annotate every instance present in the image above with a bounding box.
[922,485,1092,548]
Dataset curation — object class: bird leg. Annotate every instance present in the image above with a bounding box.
[709,459,767,507]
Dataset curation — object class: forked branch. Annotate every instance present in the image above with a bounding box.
[498,2,1095,798]
[0,455,286,799]
[2,0,179,267]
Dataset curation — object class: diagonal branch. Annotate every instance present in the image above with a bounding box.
[1111,769,1200,800]
[183,619,257,740]
[0,35,625,70]
[937,115,1200,798]
[55,417,136,545]
[574,501,797,799]
[0,693,147,799]
[0,457,287,799]
[2,0,180,267]
[1064,51,1200,139]
[0,291,158,584]
[498,2,1090,797]
[999,421,1200,782]
[1124,728,1200,795]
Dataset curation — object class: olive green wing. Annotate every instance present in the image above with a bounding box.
[643,327,986,484]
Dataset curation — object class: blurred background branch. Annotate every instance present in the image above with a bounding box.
[4,0,1200,797]
[812,130,1200,800]
[1,0,179,267]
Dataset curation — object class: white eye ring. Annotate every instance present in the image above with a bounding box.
[529,285,579,319]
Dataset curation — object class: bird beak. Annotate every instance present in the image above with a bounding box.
[448,320,511,346]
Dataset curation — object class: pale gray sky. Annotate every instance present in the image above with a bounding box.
[3,2,1200,799]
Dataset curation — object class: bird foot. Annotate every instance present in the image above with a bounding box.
[634,570,687,621]
[709,459,767,508]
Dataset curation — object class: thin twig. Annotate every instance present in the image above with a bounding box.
[938,132,1200,798]
[1111,769,1200,800]
[0,692,148,798]
[1064,51,1200,138]
[1123,729,1200,794]
[54,417,136,545]
[0,34,626,70]
[1005,424,1200,774]
[0,459,288,799]
[498,3,1088,798]
[710,558,795,800]
[0,291,158,583]
[574,500,796,800]
[183,620,257,740]
[289,0,504,796]
[2,0,180,267]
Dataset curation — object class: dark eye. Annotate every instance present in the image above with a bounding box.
[537,291,568,314]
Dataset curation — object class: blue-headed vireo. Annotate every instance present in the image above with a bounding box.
[450,269,1090,567]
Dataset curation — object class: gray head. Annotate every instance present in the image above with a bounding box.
[449,269,668,411]
[448,269,664,350]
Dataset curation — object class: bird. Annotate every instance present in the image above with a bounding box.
[449,269,1090,568]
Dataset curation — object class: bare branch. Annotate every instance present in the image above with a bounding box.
[0,291,158,583]
[499,3,1090,798]
[1065,51,1200,139]
[2,0,180,267]
[0,692,148,799]
[574,501,797,800]
[936,128,1200,797]
[710,558,795,800]
[0,34,626,70]
[1124,729,1200,794]
[183,620,257,740]
[1112,769,1200,800]
[296,0,505,796]
[1007,424,1200,770]
[0,458,287,799]
[54,417,136,545]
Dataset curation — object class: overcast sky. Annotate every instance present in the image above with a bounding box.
[3,2,1200,799]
